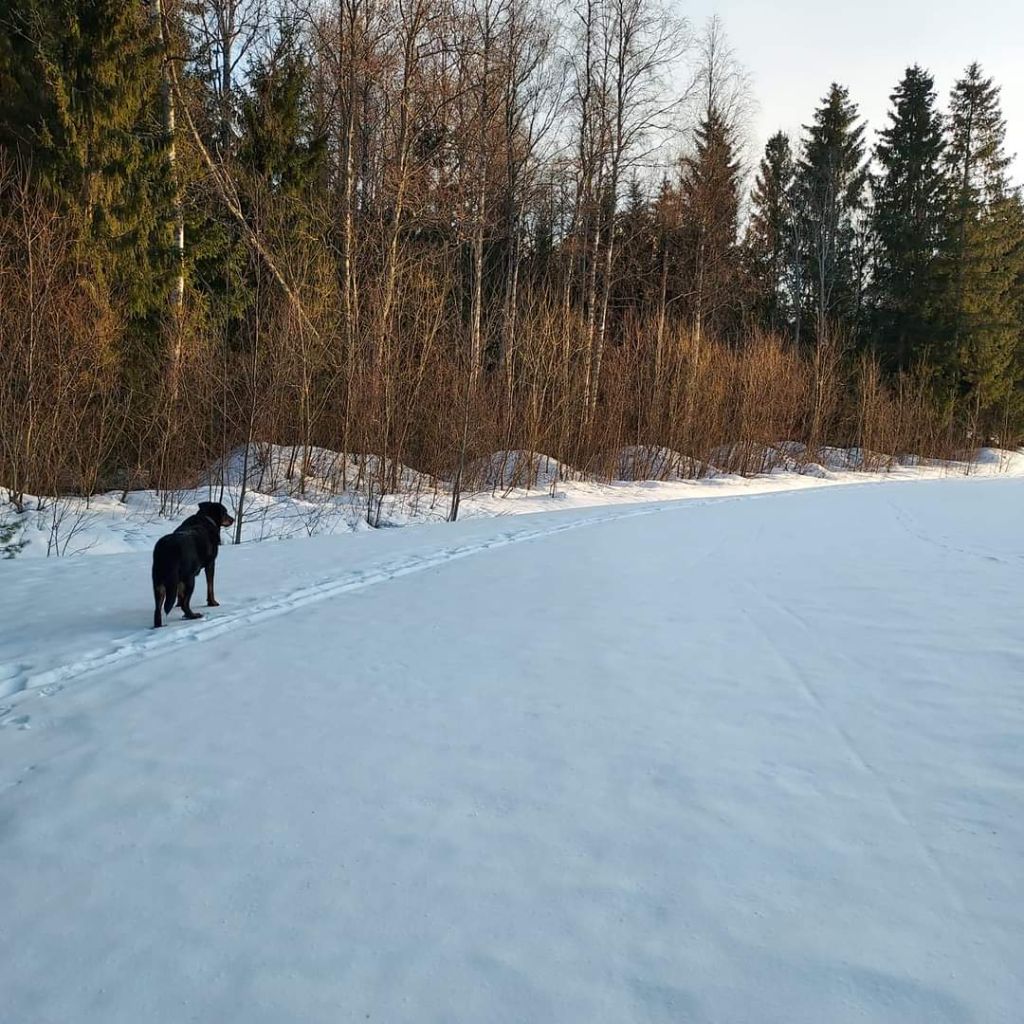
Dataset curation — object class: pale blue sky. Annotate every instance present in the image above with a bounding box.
[689,0,1023,181]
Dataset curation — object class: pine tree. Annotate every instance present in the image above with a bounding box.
[794,83,868,338]
[680,107,742,340]
[938,63,1024,427]
[0,0,176,320]
[747,131,795,333]
[871,66,947,370]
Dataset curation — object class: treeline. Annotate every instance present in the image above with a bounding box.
[1,0,1022,511]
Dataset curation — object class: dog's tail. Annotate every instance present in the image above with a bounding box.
[152,537,179,626]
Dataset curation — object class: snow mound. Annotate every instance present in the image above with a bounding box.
[4,445,1024,560]
[707,443,899,478]
[972,447,1024,472]
[612,446,713,481]
[707,442,791,476]
[817,446,893,472]
[464,450,572,491]
[209,444,437,497]
[897,448,1024,474]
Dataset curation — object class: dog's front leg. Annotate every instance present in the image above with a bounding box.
[205,562,219,607]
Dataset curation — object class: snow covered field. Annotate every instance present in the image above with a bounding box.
[1,479,1022,1022]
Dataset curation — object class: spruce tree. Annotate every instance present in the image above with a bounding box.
[613,176,659,315]
[747,131,795,333]
[649,174,685,319]
[794,83,868,338]
[871,66,947,370]
[191,25,328,342]
[680,107,742,340]
[0,0,176,321]
[236,28,327,205]
[938,63,1024,428]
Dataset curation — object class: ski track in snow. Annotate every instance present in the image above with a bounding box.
[0,475,1016,713]
[0,499,678,707]
[887,493,1021,566]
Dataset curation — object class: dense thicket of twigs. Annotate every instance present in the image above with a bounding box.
[1,1,1019,515]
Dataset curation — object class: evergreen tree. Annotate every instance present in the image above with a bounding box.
[871,66,947,370]
[747,131,795,333]
[236,28,327,205]
[649,173,685,320]
[192,24,328,342]
[794,83,868,338]
[613,176,659,316]
[680,107,742,340]
[938,63,1024,426]
[0,0,176,320]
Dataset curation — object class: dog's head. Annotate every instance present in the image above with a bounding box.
[198,501,235,529]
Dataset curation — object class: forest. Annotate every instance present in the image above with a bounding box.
[1,0,1022,514]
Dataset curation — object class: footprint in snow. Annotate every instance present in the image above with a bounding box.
[0,662,29,698]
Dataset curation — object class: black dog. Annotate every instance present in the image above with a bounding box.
[152,501,235,628]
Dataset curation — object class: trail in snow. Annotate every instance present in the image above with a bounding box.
[3,470,1019,707]
[0,500,681,704]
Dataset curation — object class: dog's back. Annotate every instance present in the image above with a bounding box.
[175,513,218,562]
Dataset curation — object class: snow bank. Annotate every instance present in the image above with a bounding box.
[706,441,792,475]
[462,449,572,491]
[3,444,1024,559]
[209,443,437,497]
[610,445,712,481]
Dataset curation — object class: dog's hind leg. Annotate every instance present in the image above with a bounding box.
[153,584,166,628]
[204,563,219,607]
[180,577,203,621]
